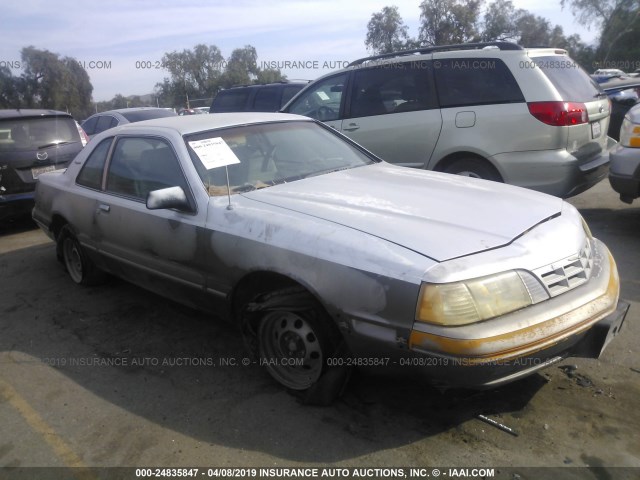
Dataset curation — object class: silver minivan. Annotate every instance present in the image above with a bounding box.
[282,42,615,198]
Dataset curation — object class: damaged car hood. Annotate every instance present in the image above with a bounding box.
[245,163,563,262]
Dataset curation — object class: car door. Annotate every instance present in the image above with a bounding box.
[285,72,348,131]
[341,61,442,168]
[91,135,207,296]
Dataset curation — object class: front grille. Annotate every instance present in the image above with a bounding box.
[534,239,593,297]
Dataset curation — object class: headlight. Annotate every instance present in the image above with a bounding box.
[619,116,640,148]
[415,270,549,326]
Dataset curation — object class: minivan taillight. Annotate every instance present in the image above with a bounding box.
[527,101,588,126]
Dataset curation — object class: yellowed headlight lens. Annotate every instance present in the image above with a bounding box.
[416,271,533,326]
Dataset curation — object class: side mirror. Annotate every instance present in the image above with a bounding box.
[146,186,191,211]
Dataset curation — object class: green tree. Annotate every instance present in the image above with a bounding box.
[514,12,553,46]
[0,66,20,108]
[481,0,521,41]
[561,0,640,63]
[481,0,593,67]
[156,44,285,109]
[220,45,260,87]
[15,46,93,118]
[365,6,411,54]
[418,0,483,46]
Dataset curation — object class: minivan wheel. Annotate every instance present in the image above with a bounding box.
[57,225,104,286]
[443,158,502,182]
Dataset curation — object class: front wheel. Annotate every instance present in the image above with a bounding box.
[244,287,350,404]
[259,309,330,391]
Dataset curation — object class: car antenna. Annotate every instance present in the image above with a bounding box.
[225,165,233,210]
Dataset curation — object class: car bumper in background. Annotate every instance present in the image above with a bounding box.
[609,143,640,203]
[493,145,611,198]
[0,192,36,221]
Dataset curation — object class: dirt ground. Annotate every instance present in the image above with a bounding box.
[1,179,639,478]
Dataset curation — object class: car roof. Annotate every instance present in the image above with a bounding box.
[600,78,640,93]
[92,107,172,115]
[0,109,72,119]
[221,81,308,91]
[111,112,312,135]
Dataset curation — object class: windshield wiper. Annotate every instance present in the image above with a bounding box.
[304,165,354,179]
[38,141,73,149]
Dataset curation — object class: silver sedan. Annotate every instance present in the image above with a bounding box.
[33,113,628,403]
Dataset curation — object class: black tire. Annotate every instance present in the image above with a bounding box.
[443,158,502,182]
[57,225,105,286]
[243,287,350,405]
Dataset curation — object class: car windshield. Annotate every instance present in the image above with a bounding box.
[184,121,376,196]
[0,116,79,151]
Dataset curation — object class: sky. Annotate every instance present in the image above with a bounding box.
[0,0,598,104]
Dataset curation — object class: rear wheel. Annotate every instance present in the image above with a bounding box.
[443,158,502,182]
[57,225,104,286]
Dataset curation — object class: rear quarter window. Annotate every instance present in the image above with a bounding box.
[81,116,98,135]
[434,58,525,108]
[533,56,602,103]
[76,138,113,190]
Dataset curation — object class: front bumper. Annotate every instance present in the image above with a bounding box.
[401,299,628,388]
[404,240,627,388]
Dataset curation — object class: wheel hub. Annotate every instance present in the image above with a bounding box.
[281,331,305,358]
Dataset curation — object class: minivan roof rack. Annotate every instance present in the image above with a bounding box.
[348,41,524,67]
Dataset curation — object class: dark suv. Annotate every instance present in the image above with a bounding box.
[0,109,87,221]
[210,81,308,113]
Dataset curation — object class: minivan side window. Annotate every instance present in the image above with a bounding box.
[287,73,347,121]
[281,85,304,107]
[212,90,250,112]
[434,58,525,108]
[253,87,281,112]
[349,62,437,118]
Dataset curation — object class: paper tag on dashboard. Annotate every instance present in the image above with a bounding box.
[188,138,241,169]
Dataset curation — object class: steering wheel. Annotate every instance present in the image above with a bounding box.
[316,106,337,121]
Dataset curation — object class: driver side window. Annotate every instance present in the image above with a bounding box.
[106,137,188,200]
[287,73,347,121]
